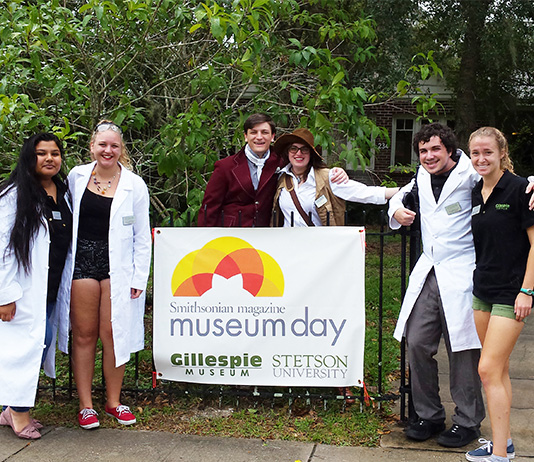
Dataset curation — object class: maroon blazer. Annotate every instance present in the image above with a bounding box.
[198,147,283,227]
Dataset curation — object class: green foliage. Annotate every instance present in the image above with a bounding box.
[383,51,445,121]
[364,228,404,391]
[33,395,389,445]
[389,163,418,175]
[379,175,399,188]
[0,0,424,221]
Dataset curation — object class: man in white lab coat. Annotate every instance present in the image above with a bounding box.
[388,123,485,448]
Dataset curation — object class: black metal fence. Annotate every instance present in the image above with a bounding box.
[39,207,419,416]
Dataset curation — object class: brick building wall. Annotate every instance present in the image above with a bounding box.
[365,99,456,187]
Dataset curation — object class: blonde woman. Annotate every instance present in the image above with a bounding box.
[466,127,534,462]
[68,121,151,429]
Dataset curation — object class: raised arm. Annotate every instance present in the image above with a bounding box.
[385,187,400,199]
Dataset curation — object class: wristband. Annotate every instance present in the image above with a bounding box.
[520,288,534,296]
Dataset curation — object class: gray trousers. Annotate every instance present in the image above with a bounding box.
[405,269,485,428]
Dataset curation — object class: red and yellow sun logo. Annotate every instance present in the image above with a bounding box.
[171,237,284,297]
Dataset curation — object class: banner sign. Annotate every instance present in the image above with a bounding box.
[153,227,366,387]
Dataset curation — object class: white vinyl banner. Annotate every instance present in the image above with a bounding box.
[153,227,366,387]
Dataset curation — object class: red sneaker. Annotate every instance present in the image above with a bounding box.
[105,404,136,425]
[78,408,99,429]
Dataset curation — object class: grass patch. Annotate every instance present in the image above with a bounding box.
[364,227,407,394]
[33,394,393,446]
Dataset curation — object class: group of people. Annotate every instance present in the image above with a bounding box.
[0,113,531,462]
[390,123,533,462]
[198,114,532,462]
[197,113,398,228]
[0,121,151,439]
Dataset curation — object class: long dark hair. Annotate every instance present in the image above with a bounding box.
[0,133,66,273]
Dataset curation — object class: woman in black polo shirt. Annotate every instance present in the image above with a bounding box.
[0,133,72,440]
[466,127,534,462]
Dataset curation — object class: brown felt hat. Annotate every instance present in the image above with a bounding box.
[273,128,323,161]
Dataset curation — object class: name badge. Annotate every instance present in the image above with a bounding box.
[122,215,136,225]
[445,202,462,215]
[471,205,481,216]
[314,195,327,208]
[52,211,62,220]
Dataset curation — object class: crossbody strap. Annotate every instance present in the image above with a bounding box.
[284,174,314,227]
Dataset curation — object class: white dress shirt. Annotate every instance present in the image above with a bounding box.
[278,165,387,227]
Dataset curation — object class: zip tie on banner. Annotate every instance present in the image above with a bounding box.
[362,380,371,407]
[152,371,157,389]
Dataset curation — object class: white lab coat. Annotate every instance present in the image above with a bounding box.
[388,151,481,352]
[0,187,72,407]
[63,162,151,366]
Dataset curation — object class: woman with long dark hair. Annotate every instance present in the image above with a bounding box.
[0,133,72,439]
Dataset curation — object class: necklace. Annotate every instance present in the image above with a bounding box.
[292,168,305,184]
[92,169,118,195]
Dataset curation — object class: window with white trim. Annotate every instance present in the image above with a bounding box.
[391,118,415,165]
[390,117,452,167]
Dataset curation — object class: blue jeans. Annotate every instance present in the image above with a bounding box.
[3,406,30,412]
[42,301,56,364]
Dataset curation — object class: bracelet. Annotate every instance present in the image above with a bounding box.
[520,288,534,296]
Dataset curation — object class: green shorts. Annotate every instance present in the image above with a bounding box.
[472,295,526,322]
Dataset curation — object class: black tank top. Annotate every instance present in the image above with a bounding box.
[78,188,113,241]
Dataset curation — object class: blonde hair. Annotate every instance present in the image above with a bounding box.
[90,119,131,169]
[468,126,513,173]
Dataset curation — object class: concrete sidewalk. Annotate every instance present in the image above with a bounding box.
[2,317,533,461]
[0,427,489,462]
[381,313,534,460]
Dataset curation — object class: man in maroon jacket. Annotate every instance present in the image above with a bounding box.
[198,114,347,227]
[198,113,278,227]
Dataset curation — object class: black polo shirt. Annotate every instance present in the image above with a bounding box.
[472,170,534,305]
[44,180,72,303]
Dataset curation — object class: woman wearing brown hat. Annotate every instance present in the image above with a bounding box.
[271,128,398,227]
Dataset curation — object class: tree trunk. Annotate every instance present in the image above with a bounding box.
[455,0,492,149]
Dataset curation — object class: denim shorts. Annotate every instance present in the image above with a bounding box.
[73,238,110,281]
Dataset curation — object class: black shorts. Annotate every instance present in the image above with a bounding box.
[73,238,110,281]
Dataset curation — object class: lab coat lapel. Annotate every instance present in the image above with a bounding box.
[417,167,436,211]
[110,165,132,219]
[75,162,95,205]
[436,154,469,207]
